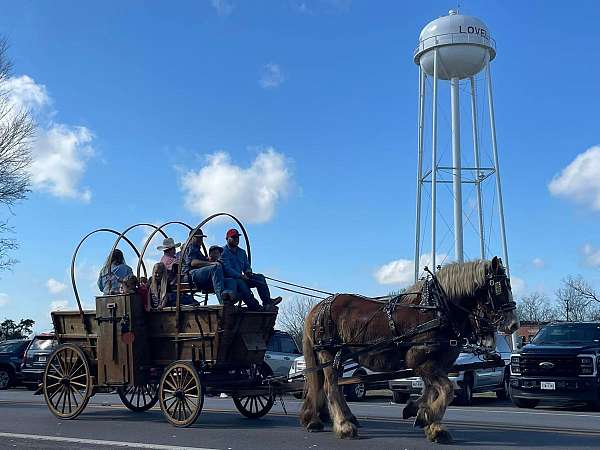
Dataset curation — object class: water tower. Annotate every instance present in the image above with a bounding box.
[413,10,509,281]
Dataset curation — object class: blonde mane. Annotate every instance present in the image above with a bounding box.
[403,259,491,303]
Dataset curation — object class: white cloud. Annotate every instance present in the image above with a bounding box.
[30,124,94,202]
[210,0,234,16]
[582,243,600,268]
[3,75,95,202]
[548,146,600,211]
[180,148,292,224]
[3,75,50,113]
[46,278,66,294]
[50,299,69,311]
[259,63,285,89]
[374,253,447,286]
[532,258,545,269]
[0,293,8,307]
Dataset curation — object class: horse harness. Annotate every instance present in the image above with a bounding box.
[308,266,515,374]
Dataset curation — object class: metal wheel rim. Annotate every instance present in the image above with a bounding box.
[119,384,159,411]
[159,363,203,427]
[43,345,90,419]
[233,393,274,417]
[0,370,9,389]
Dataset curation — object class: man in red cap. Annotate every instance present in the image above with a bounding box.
[221,228,281,310]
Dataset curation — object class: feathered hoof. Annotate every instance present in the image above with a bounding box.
[334,420,359,439]
[306,421,325,432]
[349,414,361,428]
[425,423,453,444]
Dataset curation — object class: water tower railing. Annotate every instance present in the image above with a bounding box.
[414,32,496,58]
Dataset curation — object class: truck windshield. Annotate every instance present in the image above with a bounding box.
[532,324,600,345]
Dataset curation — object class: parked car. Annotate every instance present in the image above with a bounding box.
[389,333,512,405]
[288,356,388,401]
[265,330,301,376]
[0,339,31,389]
[22,333,57,390]
[509,321,600,410]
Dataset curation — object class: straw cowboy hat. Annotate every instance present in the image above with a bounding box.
[157,237,181,251]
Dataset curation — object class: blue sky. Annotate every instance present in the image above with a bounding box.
[0,0,599,332]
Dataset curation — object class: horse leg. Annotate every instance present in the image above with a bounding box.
[413,372,438,428]
[323,365,358,439]
[423,372,454,444]
[300,350,327,432]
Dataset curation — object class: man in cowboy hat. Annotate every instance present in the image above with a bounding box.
[157,237,181,272]
[181,228,231,304]
[221,228,282,309]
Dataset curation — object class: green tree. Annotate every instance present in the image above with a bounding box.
[0,318,35,340]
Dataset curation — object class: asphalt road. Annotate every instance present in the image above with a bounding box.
[1,389,599,449]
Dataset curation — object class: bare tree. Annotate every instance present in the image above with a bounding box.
[564,275,599,305]
[555,276,595,322]
[278,296,320,348]
[516,292,556,323]
[0,38,34,271]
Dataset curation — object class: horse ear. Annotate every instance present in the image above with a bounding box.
[491,256,499,274]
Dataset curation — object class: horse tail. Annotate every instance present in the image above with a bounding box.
[299,302,326,428]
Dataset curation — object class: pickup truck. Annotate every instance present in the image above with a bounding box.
[509,322,600,409]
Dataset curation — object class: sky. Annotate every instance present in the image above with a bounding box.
[0,0,599,332]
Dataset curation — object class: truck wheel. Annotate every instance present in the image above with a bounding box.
[454,373,473,406]
[512,397,539,409]
[344,371,367,401]
[392,390,410,404]
[496,369,510,400]
[0,368,13,390]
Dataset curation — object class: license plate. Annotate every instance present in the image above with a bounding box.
[38,356,46,362]
[412,380,424,389]
[540,381,555,390]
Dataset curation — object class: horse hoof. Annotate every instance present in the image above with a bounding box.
[306,421,324,432]
[425,424,453,444]
[432,429,453,444]
[335,421,358,439]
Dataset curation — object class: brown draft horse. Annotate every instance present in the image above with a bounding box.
[299,257,519,443]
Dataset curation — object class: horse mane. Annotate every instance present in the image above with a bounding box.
[400,259,491,305]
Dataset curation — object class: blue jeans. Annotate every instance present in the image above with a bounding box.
[189,264,225,303]
[237,273,271,307]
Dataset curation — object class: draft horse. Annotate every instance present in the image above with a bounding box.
[299,257,519,443]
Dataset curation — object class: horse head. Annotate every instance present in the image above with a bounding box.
[435,257,519,349]
[483,256,519,332]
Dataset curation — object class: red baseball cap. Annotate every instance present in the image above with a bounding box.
[226,228,240,238]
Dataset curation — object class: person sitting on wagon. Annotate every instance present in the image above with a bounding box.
[97,248,133,295]
[157,237,181,273]
[148,262,196,308]
[181,228,231,304]
[220,228,282,309]
[208,245,258,309]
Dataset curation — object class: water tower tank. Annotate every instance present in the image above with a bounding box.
[414,10,495,80]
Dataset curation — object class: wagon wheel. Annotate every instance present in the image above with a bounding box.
[118,383,159,412]
[43,344,92,419]
[232,363,275,419]
[159,361,204,427]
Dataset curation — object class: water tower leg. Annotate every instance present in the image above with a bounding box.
[414,67,426,283]
[486,63,516,350]
[485,64,509,274]
[431,50,439,271]
[469,76,485,260]
[451,77,464,263]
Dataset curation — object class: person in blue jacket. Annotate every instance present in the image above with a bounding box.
[220,228,282,310]
[97,248,133,295]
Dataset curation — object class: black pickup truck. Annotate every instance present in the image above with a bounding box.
[509,322,600,409]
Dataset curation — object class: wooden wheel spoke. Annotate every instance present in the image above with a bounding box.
[242,396,250,409]
[46,374,62,381]
[49,362,64,377]
[70,380,88,389]
[69,387,79,407]
[68,361,84,378]
[69,373,88,381]
[165,377,178,392]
